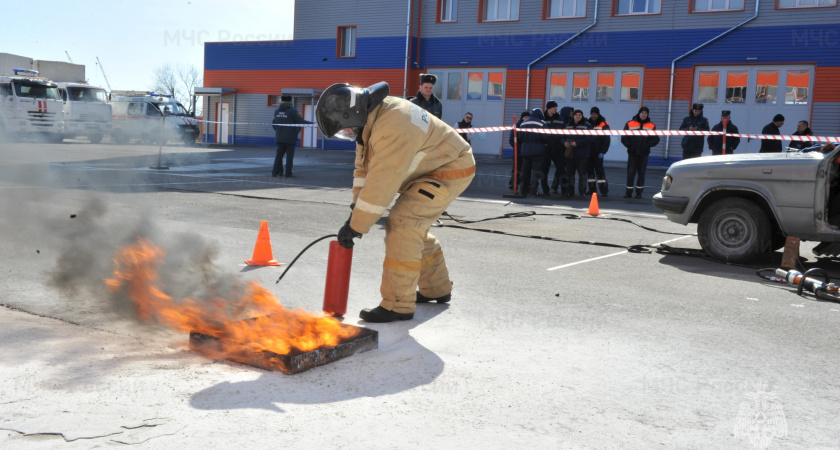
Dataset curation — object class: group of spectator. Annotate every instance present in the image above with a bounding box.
[679,103,815,159]
[504,101,817,200]
[509,103,657,199]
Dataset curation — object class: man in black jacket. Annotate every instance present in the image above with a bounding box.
[410,73,442,119]
[759,114,785,153]
[621,106,660,199]
[542,101,567,195]
[272,95,312,178]
[587,106,611,196]
[789,120,814,151]
[679,103,709,159]
[518,108,549,196]
[708,110,740,156]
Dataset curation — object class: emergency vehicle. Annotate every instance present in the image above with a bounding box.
[0,69,64,142]
[110,91,199,145]
[56,82,111,143]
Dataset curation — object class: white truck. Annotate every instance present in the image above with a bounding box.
[56,82,111,143]
[0,69,64,142]
[110,91,199,145]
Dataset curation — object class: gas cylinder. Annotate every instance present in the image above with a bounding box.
[323,240,353,316]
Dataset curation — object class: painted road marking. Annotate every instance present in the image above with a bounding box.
[546,235,693,271]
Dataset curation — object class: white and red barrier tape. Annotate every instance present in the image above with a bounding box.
[193,119,839,143]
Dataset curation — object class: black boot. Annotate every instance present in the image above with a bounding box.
[359,306,414,323]
[416,291,451,304]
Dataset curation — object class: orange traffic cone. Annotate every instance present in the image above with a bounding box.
[245,221,283,266]
[586,193,602,216]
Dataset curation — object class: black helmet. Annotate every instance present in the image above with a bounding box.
[316,82,390,138]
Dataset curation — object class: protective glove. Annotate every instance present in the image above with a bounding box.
[337,219,362,248]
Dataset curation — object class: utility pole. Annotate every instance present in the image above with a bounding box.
[95,57,112,92]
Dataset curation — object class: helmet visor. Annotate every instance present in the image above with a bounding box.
[333,128,357,141]
[315,105,343,138]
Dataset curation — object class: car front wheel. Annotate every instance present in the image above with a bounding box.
[697,197,772,263]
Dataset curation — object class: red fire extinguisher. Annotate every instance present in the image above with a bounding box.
[323,240,352,316]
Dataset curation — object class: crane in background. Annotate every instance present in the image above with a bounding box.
[95,57,112,92]
[64,51,74,64]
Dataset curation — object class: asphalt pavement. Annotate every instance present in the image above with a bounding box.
[0,140,838,448]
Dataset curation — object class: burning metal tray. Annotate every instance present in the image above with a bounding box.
[189,321,378,375]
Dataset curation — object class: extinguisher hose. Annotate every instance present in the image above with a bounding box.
[275,234,337,284]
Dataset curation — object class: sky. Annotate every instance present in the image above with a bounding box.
[4,0,295,92]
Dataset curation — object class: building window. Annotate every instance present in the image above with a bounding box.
[483,0,520,21]
[571,72,590,102]
[440,0,458,21]
[693,0,744,11]
[337,26,356,58]
[755,70,779,104]
[785,70,810,104]
[616,0,661,15]
[487,72,504,100]
[697,71,720,103]
[467,73,484,100]
[549,73,568,102]
[547,0,586,18]
[596,72,615,102]
[725,71,747,103]
[778,0,836,8]
[447,73,462,100]
[620,71,640,102]
[268,95,282,106]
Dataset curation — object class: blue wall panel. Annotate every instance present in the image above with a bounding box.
[207,24,838,73]
[205,38,406,70]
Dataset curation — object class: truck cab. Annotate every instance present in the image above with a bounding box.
[110,91,198,145]
[0,69,64,142]
[57,82,111,143]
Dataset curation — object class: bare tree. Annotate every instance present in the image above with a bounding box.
[151,63,203,114]
[176,63,202,114]
[151,64,178,99]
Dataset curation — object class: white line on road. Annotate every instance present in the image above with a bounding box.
[546,235,694,271]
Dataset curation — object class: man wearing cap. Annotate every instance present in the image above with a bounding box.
[272,94,312,178]
[621,106,660,199]
[759,114,785,153]
[410,73,443,119]
[679,103,710,159]
[316,81,475,322]
[587,106,611,196]
[708,110,740,156]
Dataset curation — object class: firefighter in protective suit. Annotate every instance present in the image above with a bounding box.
[316,82,476,323]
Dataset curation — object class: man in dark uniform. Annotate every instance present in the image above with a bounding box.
[272,94,311,178]
[759,114,785,153]
[708,110,740,156]
[410,73,443,119]
[679,103,710,159]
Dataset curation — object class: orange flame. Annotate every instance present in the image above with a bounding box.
[104,237,359,356]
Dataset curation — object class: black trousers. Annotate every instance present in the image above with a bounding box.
[625,154,649,194]
[564,157,588,196]
[587,154,608,195]
[273,143,296,176]
[519,154,545,195]
[540,147,566,194]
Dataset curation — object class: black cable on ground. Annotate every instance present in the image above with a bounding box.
[440,210,695,236]
[275,234,337,284]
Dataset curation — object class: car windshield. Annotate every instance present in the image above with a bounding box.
[14,81,60,100]
[67,87,107,103]
[154,102,188,115]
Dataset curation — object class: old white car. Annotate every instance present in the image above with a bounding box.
[653,144,839,263]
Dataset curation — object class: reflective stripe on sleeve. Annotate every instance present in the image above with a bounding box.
[355,198,388,216]
[353,177,365,188]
